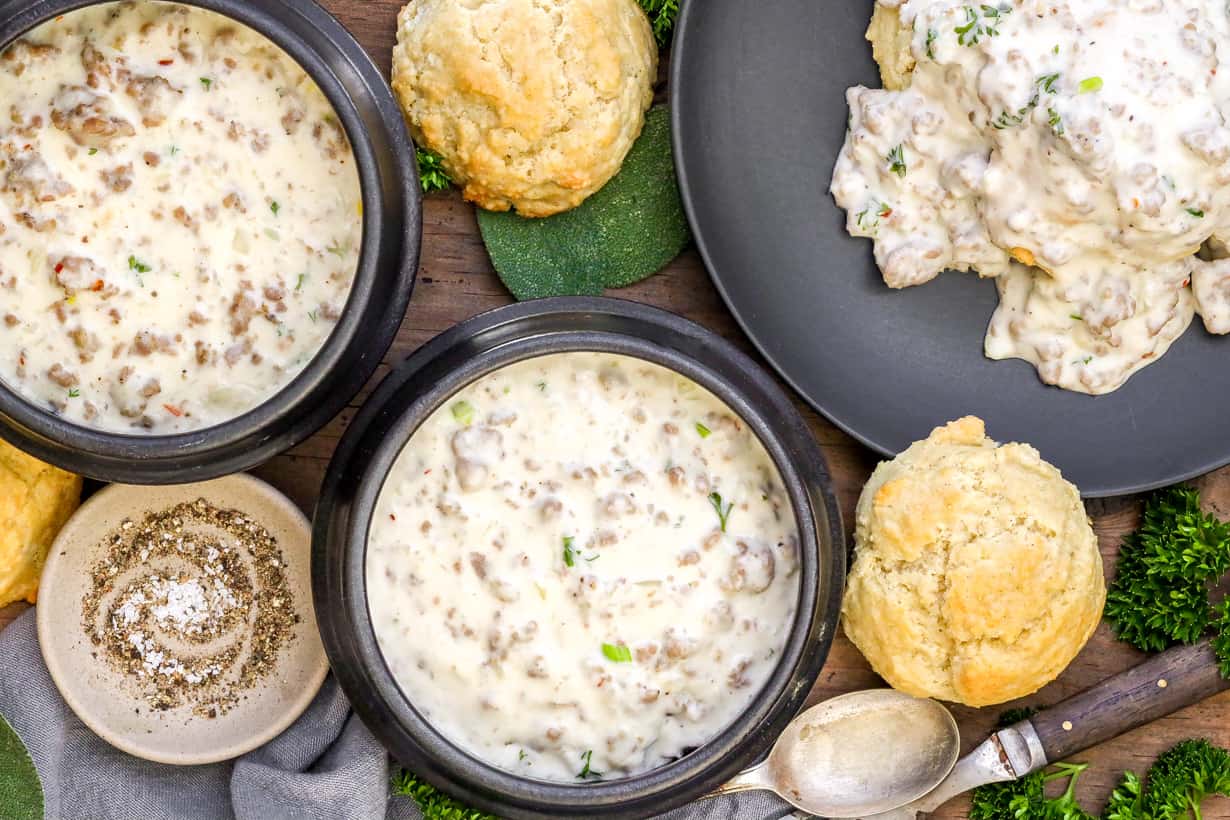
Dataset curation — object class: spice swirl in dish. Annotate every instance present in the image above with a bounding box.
[0,1,361,432]
[366,352,800,781]
[82,498,298,718]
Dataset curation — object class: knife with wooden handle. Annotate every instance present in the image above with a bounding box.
[843,640,1230,820]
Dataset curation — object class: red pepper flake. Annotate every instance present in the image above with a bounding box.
[163,403,184,417]
[158,58,174,66]
[54,262,64,274]
[90,279,104,291]
[423,469,432,475]
[389,514,396,521]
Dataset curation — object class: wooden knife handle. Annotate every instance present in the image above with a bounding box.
[1029,640,1230,765]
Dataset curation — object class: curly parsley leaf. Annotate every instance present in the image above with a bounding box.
[1213,597,1230,680]
[391,769,496,820]
[416,146,453,193]
[1104,486,1230,653]
[971,761,1094,820]
[1105,739,1230,820]
[637,0,680,46]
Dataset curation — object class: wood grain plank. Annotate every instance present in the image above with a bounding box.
[4,2,1229,817]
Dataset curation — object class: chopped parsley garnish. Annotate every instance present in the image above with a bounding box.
[855,201,894,232]
[536,381,547,391]
[326,240,350,258]
[925,28,938,58]
[271,200,280,216]
[577,750,603,780]
[518,749,527,762]
[307,308,318,322]
[563,535,577,568]
[67,388,80,398]
[994,74,1060,130]
[956,4,1010,47]
[1078,76,1103,94]
[887,144,907,177]
[295,273,306,291]
[695,422,712,438]
[451,400,475,425]
[601,643,632,663]
[1069,313,1083,321]
[168,145,179,156]
[709,492,733,532]
[199,77,212,91]
[87,148,98,155]
[1188,208,1205,218]
[1048,107,1064,136]
[128,255,151,274]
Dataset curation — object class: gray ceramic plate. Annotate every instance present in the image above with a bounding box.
[670,0,1230,497]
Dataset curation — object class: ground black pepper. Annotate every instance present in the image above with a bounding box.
[81,498,299,718]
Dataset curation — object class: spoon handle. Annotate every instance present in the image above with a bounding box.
[1025,639,1230,766]
[706,759,776,798]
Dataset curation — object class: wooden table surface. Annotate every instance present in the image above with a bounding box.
[5,2,1230,817]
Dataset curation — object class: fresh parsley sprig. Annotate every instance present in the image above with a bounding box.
[415,147,453,193]
[637,0,679,46]
[1104,486,1230,654]
[1103,739,1230,820]
[390,769,497,820]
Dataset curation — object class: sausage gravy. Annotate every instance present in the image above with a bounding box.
[0,1,361,432]
[832,0,1230,394]
[366,353,800,781]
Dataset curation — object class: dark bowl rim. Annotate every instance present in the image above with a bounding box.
[0,0,420,483]
[313,296,846,819]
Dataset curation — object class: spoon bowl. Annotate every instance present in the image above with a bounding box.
[713,689,960,817]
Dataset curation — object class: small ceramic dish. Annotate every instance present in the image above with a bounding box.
[37,473,327,765]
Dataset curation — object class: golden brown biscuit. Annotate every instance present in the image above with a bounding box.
[0,440,81,607]
[391,0,657,218]
[866,2,915,91]
[841,417,1104,707]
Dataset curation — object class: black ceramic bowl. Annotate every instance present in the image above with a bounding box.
[0,0,420,483]
[314,298,845,819]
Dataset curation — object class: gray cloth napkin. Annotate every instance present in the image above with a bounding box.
[1,610,794,820]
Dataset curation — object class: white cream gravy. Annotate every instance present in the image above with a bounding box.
[366,353,800,781]
[0,1,361,432]
[832,0,1230,393]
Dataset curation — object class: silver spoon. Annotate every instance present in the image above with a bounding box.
[710,689,960,818]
